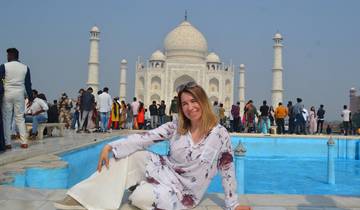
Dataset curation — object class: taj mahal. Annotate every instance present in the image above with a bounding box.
[86,17,284,114]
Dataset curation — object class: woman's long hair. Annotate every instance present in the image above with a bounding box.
[177,84,218,136]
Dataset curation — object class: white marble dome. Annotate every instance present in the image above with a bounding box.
[150,50,166,61]
[91,26,100,32]
[164,21,208,60]
[121,59,127,64]
[206,52,221,63]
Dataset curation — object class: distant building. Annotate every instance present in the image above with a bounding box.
[350,88,360,114]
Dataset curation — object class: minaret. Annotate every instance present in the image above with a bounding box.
[350,87,357,113]
[87,25,100,94]
[119,59,127,101]
[239,64,246,115]
[272,32,284,108]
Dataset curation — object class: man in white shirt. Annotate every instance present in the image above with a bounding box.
[97,87,112,132]
[302,108,309,135]
[25,91,48,139]
[341,105,351,136]
[131,97,140,129]
[0,48,33,149]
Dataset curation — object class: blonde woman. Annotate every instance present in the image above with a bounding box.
[55,82,251,210]
[309,106,317,134]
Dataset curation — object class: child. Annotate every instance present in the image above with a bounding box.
[326,124,332,135]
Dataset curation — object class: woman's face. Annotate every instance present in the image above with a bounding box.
[180,92,202,123]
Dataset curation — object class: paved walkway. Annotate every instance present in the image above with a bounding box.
[0,129,359,210]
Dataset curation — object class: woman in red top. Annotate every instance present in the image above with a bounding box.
[137,102,145,129]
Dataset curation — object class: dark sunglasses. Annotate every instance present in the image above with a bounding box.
[176,81,198,93]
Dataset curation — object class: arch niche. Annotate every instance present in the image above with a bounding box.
[173,75,196,96]
[209,78,219,93]
[151,76,161,91]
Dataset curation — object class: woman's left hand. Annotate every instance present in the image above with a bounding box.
[235,205,252,210]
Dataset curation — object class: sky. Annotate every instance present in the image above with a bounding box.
[1,0,359,120]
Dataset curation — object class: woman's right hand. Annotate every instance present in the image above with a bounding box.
[97,145,113,172]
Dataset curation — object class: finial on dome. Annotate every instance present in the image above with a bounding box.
[185,10,188,21]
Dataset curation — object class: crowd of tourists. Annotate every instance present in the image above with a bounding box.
[57,87,180,134]
[0,48,357,153]
[227,98,355,136]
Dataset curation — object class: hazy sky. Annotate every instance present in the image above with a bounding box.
[1,0,359,120]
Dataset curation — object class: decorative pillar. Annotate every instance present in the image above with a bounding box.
[327,136,335,184]
[87,26,100,94]
[271,32,284,108]
[234,141,246,194]
[239,64,245,115]
[119,59,127,101]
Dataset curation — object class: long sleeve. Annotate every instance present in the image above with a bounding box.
[108,121,177,159]
[217,130,239,210]
[25,67,33,101]
[0,64,4,96]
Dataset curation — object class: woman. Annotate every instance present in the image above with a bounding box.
[309,106,317,134]
[269,106,275,126]
[119,100,127,129]
[137,102,145,129]
[125,103,133,129]
[110,98,120,129]
[55,82,251,210]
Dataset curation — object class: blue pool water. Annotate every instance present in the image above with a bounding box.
[11,136,360,195]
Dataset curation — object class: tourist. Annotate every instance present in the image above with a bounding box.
[0,68,4,152]
[149,100,158,129]
[0,48,33,149]
[302,107,309,135]
[77,87,95,133]
[94,90,103,132]
[213,101,220,122]
[119,100,127,129]
[48,100,59,123]
[231,102,240,132]
[110,97,120,130]
[316,104,325,134]
[131,97,140,129]
[219,103,226,126]
[244,100,257,133]
[125,103,133,129]
[71,88,84,130]
[169,96,179,122]
[341,105,351,136]
[259,100,270,134]
[293,98,305,135]
[274,102,288,134]
[158,100,166,125]
[25,92,49,139]
[308,106,317,135]
[287,101,295,134]
[97,87,112,132]
[58,93,72,129]
[137,102,145,129]
[269,106,275,126]
[326,124,332,135]
[54,82,251,210]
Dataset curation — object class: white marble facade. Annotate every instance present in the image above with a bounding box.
[135,20,234,112]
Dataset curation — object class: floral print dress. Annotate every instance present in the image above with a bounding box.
[108,121,239,210]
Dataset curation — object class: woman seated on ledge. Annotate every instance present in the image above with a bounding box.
[55,82,251,210]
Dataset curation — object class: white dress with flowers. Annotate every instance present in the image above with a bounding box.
[108,121,239,210]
